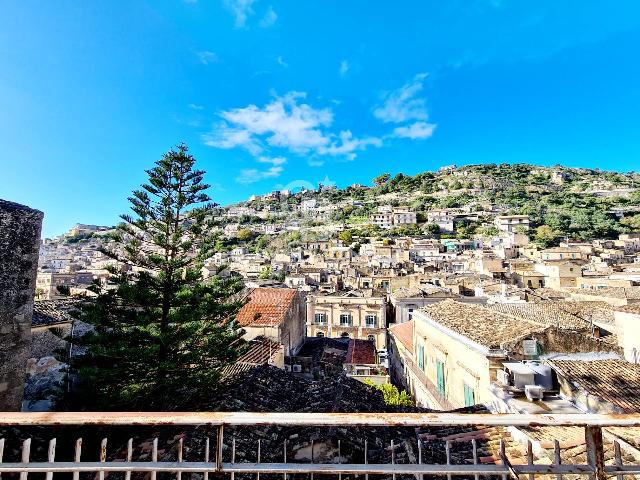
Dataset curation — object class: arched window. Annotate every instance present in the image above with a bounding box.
[316,332,325,338]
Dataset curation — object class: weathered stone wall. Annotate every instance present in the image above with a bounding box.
[0,199,43,410]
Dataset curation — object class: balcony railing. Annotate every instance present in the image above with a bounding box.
[1,412,640,479]
[403,356,456,410]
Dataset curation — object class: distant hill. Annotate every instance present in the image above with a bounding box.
[211,164,640,250]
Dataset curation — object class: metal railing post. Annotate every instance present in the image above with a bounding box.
[585,426,606,480]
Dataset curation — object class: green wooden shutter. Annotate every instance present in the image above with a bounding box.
[464,383,475,406]
[436,360,445,395]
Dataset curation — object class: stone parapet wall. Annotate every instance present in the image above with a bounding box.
[0,199,43,411]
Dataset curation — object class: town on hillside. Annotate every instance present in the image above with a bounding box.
[2,162,640,476]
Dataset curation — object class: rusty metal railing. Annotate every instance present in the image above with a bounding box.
[0,412,639,479]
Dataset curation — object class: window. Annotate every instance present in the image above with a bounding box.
[365,314,377,328]
[316,332,324,338]
[417,345,425,371]
[315,313,327,325]
[436,360,446,395]
[463,383,475,407]
[340,313,352,326]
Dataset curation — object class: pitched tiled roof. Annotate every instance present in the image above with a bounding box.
[564,286,640,300]
[548,359,640,413]
[236,336,283,365]
[32,299,79,327]
[345,339,376,364]
[616,303,640,315]
[487,302,597,331]
[236,288,297,327]
[419,300,543,350]
[389,320,414,354]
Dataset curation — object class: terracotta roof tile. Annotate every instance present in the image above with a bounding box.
[345,339,376,364]
[390,320,414,354]
[419,300,543,350]
[548,359,640,413]
[236,288,297,327]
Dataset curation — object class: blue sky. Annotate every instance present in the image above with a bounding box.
[2,1,640,237]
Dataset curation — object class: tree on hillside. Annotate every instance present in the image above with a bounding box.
[621,214,640,232]
[338,229,354,244]
[373,173,391,186]
[533,225,563,247]
[60,144,246,410]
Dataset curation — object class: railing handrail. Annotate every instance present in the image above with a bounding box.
[1,411,639,427]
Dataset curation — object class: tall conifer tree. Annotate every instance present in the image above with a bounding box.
[62,144,245,410]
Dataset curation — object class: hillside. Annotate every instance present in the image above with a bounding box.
[212,163,640,252]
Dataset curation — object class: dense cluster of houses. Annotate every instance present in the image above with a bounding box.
[32,207,640,420]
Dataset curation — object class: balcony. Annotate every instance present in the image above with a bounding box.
[1,412,639,479]
[403,355,456,410]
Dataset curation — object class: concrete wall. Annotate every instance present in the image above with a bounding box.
[615,311,640,364]
[0,199,43,410]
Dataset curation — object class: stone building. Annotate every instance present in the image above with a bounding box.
[306,289,387,349]
[0,199,43,411]
[236,287,307,355]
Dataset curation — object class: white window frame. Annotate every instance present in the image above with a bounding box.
[340,313,352,326]
[365,314,377,328]
[315,312,327,325]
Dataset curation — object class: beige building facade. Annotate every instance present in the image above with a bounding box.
[306,291,387,349]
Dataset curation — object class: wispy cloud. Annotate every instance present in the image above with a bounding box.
[373,73,437,141]
[189,103,204,110]
[224,0,256,27]
[204,91,382,161]
[258,155,287,166]
[320,131,382,161]
[196,51,218,65]
[374,73,429,123]
[393,121,436,139]
[259,6,278,27]
[276,56,288,68]
[339,60,349,77]
[236,166,283,184]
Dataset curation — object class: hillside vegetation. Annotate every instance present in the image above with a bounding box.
[215,164,640,250]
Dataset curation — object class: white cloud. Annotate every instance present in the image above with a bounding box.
[339,60,349,77]
[197,51,218,65]
[319,130,382,161]
[393,121,436,140]
[205,91,383,161]
[258,156,287,166]
[205,92,331,154]
[259,6,278,27]
[224,0,256,27]
[189,103,204,110]
[236,166,283,184]
[276,56,288,68]
[203,127,262,155]
[373,73,429,123]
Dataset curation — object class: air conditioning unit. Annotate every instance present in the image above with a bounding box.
[525,384,544,401]
[292,364,302,373]
[496,370,511,386]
